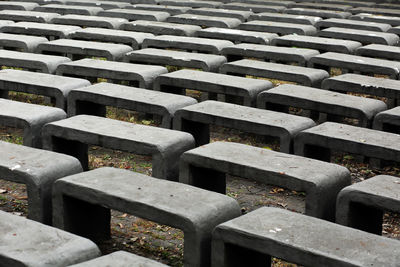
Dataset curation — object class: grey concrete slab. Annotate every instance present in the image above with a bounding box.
[294,121,400,164]
[316,18,391,31]
[0,98,66,148]
[292,2,352,11]
[376,3,400,9]
[131,0,161,4]
[98,8,170,22]
[180,141,350,220]
[356,44,400,61]
[0,1,38,11]
[221,2,286,13]
[221,43,319,66]
[0,50,70,73]
[67,82,197,128]
[322,74,400,107]
[321,0,375,8]
[308,52,400,79]
[64,0,132,10]
[158,0,222,8]
[237,0,294,7]
[128,4,191,16]
[125,48,227,72]
[257,84,387,127]
[153,69,273,106]
[34,4,103,15]
[212,207,400,267]
[14,0,66,4]
[56,58,167,89]
[350,7,400,17]
[0,10,60,23]
[195,27,278,45]
[0,140,82,224]
[50,14,128,29]
[0,32,47,52]
[285,7,351,19]
[186,7,252,22]
[0,19,14,28]
[173,100,315,153]
[220,59,329,87]
[373,107,400,134]
[337,175,400,235]
[248,12,321,25]
[167,14,241,28]
[351,13,400,27]
[53,167,240,267]
[0,69,90,110]
[239,20,317,36]
[318,27,399,45]
[0,210,100,266]
[70,28,153,49]
[70,251,168,267]
[36,39,133,61]
[142,35,234,54]
[271,34,362,54]
[0,21,81,40]
[42,115,195,179]
[121,20,201,36]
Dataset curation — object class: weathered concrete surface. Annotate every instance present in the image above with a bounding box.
[70,251,168,266]
[64,0,132,10]
[239,20,317,36]
[0,140,82,224]
[158,0,222,8]
[180,141,350,220]
[99,8,170,22]
[0,32,48,52]
[0,10,60,23]
[186,8,252,22]
[34,4,103,15]
[351,13,400,27]
[0,21,81,39]
[373,107,400,134]
[318,27,399,45]
[128,4,191,16]
[0,210,100,266]
[292,2,351,11]
[53,167,241,267]
[248,12,322,25]
[356,44,400,61]
[316,18,391,32]
[221,2,286,13]
[121,20,201,36]
[167,14,241,28]
[51,14,128,29]
[350,7,400,17]
[0,1,38,11]
[285,7,351,19]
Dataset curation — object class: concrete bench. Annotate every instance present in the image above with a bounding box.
[318,27,399,45]
[294,121,400,164]
[257,84,387,127]
[158,0,222,8]
[377,3,400,9]
[388,26,400,36]
[0,141,82,224]
[221,43,319,66]
[309,52,400,79]
[356,44,400,61]
[337,175,400,235]
[315,18,391,32]
[0,22,81,40]
[56,58,167,89]
[34,4,103,15]
[70,251,168,267]
[129,4,191,16]
[142,35,233,54]
[350,7,400,17]
[0,50,70,73]
[239,20,317,36]
[50,14,128,29]
[0,32,47,52]
[67,82,197,128]
[248,12,322,25]
[186,8,252,22]
[98,9,170,22]
[36,39,133,61]
[0,98,66,147]
[180,141,349,220]
[271,34,362,54]
[195,27,278,45]
[153,69,273,107]
[285,7,351,19]
[237,0,294,7]
[0,19,13,28]
[373,107,400,134]
[70,28,153,49]
[52,167,241,267]
[0,69,90,110]
[125,48,227,72]
[173,100,315,152]
[167,14,241,28]
[121,20,201,36]
[322,0,374,8]
[212,207,400,267]
[292,2,351,11]
[0,210,100,266]
[42,115,194,180]
[221,2,286,13]
[0,10,60,23]
[220,59,329,87]
[64,0,132,10]
[351,13,400,27]
[0,1,38,11]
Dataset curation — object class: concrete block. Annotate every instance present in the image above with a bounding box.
[42,115,195,180]
[0,1,38,11]
[167,14,241,28]
[292,2,352,11]
[64,0,132,10]
[285,7,351,19]
[373,107,400,134]
[0,10,60,23]
[237,0,294,7]
[351,13,400,27]
[158,0,222,8]
[128,4,191,16]
[0,32,47,52]
[239,20,317,36]
[356,44,400,61]
[318,27,399,45]
[350,7,400,17]
[56,58,167,89]
[121,20,201,36]
[221,2,286,13]
[51,14,128,29]
[321,0,374,7]
[186,8,252,22]
[248,12,321,25]
[52,167,241,266]
[316,18,391,32]
[99,8,170,22]
[34,4,103,15]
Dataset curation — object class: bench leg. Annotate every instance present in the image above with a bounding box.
[340,202,383,235]
[26,185,50,225]
[50,137,89,170]
[179,118,210,147]
[180,163,226,193]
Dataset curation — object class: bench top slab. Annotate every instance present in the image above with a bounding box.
[318,27,399,45]
[292,2,351,11]
[0,10,60,22]
[0,21,81,39]
[51,14,128,29]
[350,7,400,17]
[285,7,351,19]
[248,12,322,25]
[356,44,400,61]
[186,8,252,22]
[167,14,241,28]
[158,0,222,8]
[0,32,48,52]
[374,107,400,129]
[316,18,391,32]
[351,13,400,27]
[98,8,170,22]
[0,1,38,11]
[64,0,132,10]
[122,20,201,36]
[34,4,103,15]
[129,4,191,16]
[237,0,294,7]
[221,2,286,13]
[215,207,400,267]
[239,20,317,35]
[0,210,100,266]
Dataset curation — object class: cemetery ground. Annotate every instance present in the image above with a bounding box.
[1,88,400,267]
